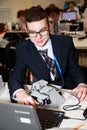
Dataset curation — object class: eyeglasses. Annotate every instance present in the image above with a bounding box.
[28,29,49,38]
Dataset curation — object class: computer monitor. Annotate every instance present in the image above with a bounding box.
[3,31,29,41]
[62,11,77,22]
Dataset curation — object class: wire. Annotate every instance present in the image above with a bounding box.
[52,88,87,120]
[61,89,81,111]
[48,84,82,111]
[63,103,81,111]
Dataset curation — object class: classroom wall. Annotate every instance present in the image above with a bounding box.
[11,0,69,22]
[0,0,84,22]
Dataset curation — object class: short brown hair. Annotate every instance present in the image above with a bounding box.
[0,23,5,32]
[17,10,25,18]
[25,6,49,23]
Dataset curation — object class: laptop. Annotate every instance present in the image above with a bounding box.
[0,102,64,130]
[37,107,64,130]
[62,11,77,22]
[0,102,42,130]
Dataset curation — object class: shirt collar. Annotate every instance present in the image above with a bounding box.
[34,39,54,59]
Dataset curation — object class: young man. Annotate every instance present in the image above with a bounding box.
[8,6,87,108]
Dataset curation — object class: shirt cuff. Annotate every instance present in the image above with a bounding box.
[12,89,26,101]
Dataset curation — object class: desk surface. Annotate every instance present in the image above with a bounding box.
[0,83,87,129]
[73,37,87,50]
[60,31,87,50]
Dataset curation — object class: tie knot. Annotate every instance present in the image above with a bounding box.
[39,49,48,56]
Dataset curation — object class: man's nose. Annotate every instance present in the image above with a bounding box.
[36,33,42,39]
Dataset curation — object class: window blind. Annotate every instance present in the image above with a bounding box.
[0,8,12,22]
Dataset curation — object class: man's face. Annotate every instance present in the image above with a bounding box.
[69,3,74,11]
[49,12,58,19]
[19,16,26,23]
[27,18,50,47]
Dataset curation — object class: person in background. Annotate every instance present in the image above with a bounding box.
[83,8,87,19]
[67,1,81,20]
[8,6,87,108]
[63,1,69,11]
[83,8,87,32]
[0,23,8,42]
[80,1,87,14]
[17,10,27,31]
[45,4,61,34]
[0,23,8,34]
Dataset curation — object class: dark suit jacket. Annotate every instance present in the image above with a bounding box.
[8,34,86,97]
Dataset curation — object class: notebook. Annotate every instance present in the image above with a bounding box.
[0,102,64,130]
[62,11,77,22]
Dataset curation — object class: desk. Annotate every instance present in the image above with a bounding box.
[73,37,87,67]
[0,84,87,129]
[61,31,87,67]
[73,37,87,50]
[59,31,87,50]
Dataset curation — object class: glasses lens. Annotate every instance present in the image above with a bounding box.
[29,32,37,37]
[40,30,49,36]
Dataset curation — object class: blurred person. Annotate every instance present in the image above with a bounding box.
[83,8,87,32]
[67,1,81,20]
[64,1,69,11]
[80,1,87,14]
[17,10,27,31]
[0,23,8,34]
[45,5,61,34]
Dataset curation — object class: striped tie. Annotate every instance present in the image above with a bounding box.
[39,49,57,78]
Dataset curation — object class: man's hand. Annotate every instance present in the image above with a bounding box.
[16,90,39,108]
[71,83,87,101]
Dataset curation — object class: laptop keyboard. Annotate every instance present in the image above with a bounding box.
[37,108,64,130]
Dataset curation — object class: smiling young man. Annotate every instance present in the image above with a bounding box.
[8,6,87,108]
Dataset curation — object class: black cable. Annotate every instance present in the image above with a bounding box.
[48,84,81,111]
[59,89,82,111]
[63,97,81,111]
[55,89,87,121]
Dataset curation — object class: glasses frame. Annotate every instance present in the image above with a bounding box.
[28,29,49,38]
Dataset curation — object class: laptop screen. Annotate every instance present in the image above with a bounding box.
[62,11,77,22]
